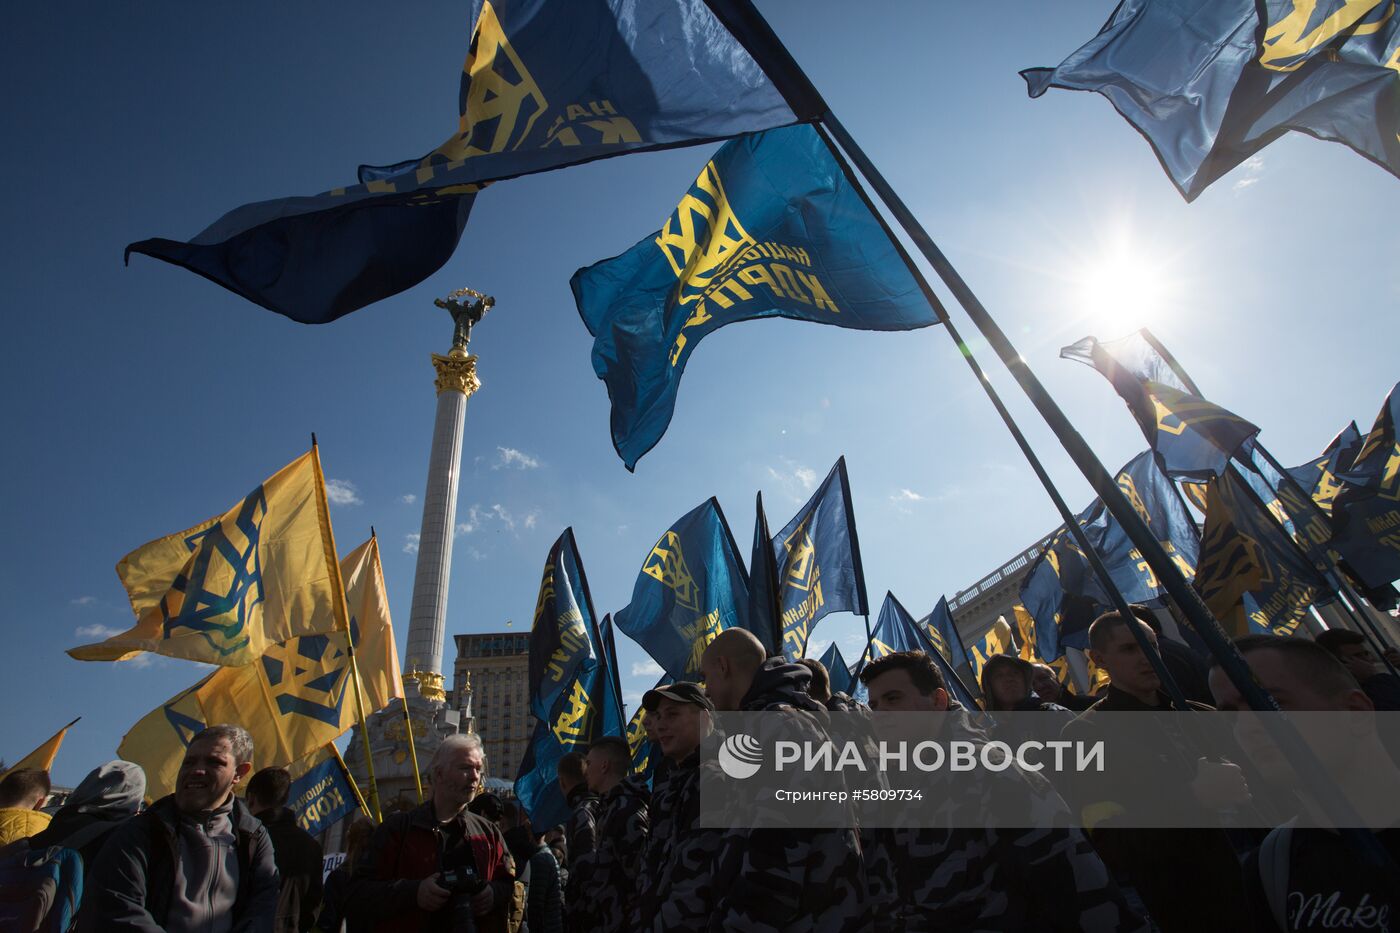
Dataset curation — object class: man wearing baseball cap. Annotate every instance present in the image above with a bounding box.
[632,682,720,931]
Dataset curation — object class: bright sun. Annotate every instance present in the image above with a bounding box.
[1073,241,1173,329]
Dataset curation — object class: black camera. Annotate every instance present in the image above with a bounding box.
[439,864,487,897]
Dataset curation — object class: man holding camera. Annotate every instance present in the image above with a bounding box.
[350,734,516,933]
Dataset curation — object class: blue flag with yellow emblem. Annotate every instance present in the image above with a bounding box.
[286,750,359,836]
[817,641,854,698]
[1019,452,1200,659]
[771,457,870,660]
[1063,334,1259,481]
[1195,468,1330,636]
[614,498,751,681]
[1023,0,1400,201]
[1332,382,1400,588]
[572,124,938,468]
[1290,422,1363,515]
[527,529,602,723]
[868,592,977,709]
[518,578,625,832]
[128,0,818,323]
[627,674,670,783]
[918,596,969,671]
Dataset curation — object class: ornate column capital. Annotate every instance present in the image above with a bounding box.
[403,669,447,703]
[431,348,481,397]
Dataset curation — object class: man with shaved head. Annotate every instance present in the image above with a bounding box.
[699,627,870,930]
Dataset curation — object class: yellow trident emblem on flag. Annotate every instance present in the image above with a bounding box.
[552,680,596,745]
[643,531,700,612]
[782,518,817,592]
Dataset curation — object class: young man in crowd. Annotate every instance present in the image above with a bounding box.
[556,747,598,926]
[1062,609,1251,932]
[700,628,870,932]
[85,724,279,932]
[574,735,650,933]
[348,733,515,933]
[633,682,721,932]
[1209,634,1400,931]
[860,650,1145,931]
[0,768,52,846]
[1031,662,1097,712]
[247,765,325,933]
[981,654,1070,713]
[1315,628,1400,711]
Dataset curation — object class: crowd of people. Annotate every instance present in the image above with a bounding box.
[2,609,1398,932]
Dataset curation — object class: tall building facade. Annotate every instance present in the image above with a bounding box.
[452,632,532,782]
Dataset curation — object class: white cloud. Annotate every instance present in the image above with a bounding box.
[75,624,122,640]
[623,691,645,710]
[1232,155,1265,193]
[70,596,99,607]
[890,487,928,514]
[325,479,362,506]
[806,638,833,660]
[403,533,420,555]
[491,504,516,532]
[631,659,664,677]
[767,458,819,502]
[455,503,539,537]
[126,654,156,670]
[494,447,541,471]
[523,513,538,530]
[401,494,417,505]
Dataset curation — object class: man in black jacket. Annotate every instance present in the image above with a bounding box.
[85,724,279,932]
[247,766,324,933]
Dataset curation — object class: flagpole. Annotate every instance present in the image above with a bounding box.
[311,437,383,822]
[327,742,372,821]
[399,695,425,804]
[809,122,1191,711]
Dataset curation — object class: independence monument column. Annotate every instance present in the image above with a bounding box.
[402,287,494,702]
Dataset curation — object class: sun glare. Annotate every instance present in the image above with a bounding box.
[1073,240,1173,329]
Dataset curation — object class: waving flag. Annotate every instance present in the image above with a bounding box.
[1019,452,1200,659]
[1333,382,1400,588]
[918,596,969,670]
[1063,334,1258,481]
[818,641,855,698]
[868,592,977,709]
[627,674,670,782]
[1023,0,1400,201]
[572,124,937,468]
[129,0,819,323]
[70,449,345,667]
[517,592,625,831]
[528,530,602,722]
[1195,470,1328,636]
[747,492,785,656]
[1290,422,1363,515]
[771,458,870,660]
[2,719,79,780]
[116,536,402,798]
[967,617,1016,684]
[614,499,750,681]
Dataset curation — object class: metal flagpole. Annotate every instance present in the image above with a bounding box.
[400,695,425,804]
[311,436,383,822]
[811,122,1192,711]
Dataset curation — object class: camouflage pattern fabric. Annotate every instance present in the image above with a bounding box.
[577,773,650,933]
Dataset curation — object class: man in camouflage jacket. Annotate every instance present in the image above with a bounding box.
[575,735,650,933]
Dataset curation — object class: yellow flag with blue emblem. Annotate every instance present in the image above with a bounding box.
[70,449,344,666]
[117,536,402,799]
[968,617,1015,684]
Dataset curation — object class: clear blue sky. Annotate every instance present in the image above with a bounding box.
[3,2,1396,785]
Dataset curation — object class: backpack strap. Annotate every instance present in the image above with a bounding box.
[1257,819,1296,932]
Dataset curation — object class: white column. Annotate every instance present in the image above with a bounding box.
[404,348,480,700]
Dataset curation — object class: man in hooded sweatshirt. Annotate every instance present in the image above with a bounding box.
[699,628,870,933]
[30,759,146,869]
[84,724,279,932]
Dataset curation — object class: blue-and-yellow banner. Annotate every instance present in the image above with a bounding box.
[627,674,670,782]
[1024,0,1400,201]
[1195,469,1329,636]
[572,124,937,468]
[1289,422,1363,515]
[868,592,977,709]
[528,529,601,723]
[1020,452,1200,659]
[817,641,854,698]
[615,498,750,681]
[116,536,403,799]
[287,748,358,836]
[771,457,870,661]
[967,616,1016,685]
[517,597,625,831]
[918,596,968,671]
[127,0,814,324]
[1063,334,1259,481]
[1333,382,1400,589]
[70,449,345,667]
